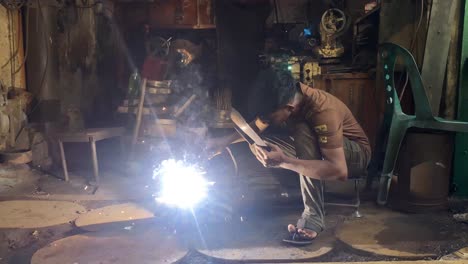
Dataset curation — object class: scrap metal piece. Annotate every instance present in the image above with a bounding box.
[230,108,268,148]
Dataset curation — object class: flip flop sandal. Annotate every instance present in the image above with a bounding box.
[282,219,320,246]
[282,228,317,245]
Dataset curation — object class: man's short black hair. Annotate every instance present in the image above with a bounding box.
[248,68,297,119]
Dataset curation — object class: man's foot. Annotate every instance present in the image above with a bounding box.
[287,224,318,239]
[282,224,319,245]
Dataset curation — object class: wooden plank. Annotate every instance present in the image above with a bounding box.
[444,0,462,119]
[86,127,125,141]
[147,87,171,94]
[421,0,457,115]
[117,106,151,115]
[57,127,125,143]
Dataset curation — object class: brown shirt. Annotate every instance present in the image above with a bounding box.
[297,83,371,159]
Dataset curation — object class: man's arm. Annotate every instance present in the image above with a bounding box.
[206,117,270,153]
[280,147,348,181]
[255,144,348,181]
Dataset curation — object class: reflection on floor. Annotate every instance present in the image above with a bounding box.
[0,165,468,264]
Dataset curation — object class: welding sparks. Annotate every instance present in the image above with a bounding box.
[154,159,214,209]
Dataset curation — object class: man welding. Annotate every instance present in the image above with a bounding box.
[209,81,371,245]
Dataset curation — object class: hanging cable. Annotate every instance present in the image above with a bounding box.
[399,0,424,101]
[8,8,16,88]
[12,4,29,75]
[225,146,238,178]
[1,1,25,70]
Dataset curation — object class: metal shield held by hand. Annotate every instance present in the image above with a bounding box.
[230,108,271,151]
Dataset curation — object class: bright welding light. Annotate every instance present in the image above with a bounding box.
[154,159,213,209]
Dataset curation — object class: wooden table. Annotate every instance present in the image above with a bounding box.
[57,127,125,184]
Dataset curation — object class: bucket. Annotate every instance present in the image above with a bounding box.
[390,131,454,212]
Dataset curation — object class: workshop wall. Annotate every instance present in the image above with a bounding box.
[378,0,461,119]
[0,6,29,151]
[216,0,271,117]
[217,0,377,118]
[56,5,99,122]
[25,1,120,127]
[0,7,25,89]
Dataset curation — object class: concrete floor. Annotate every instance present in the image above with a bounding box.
[1,164,468,263]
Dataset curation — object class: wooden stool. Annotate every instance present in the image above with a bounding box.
[57,127,125,184]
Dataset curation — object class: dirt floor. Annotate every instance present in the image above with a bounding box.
[1,163,468,263]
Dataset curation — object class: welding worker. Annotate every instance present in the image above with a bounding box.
[207,81,371,245]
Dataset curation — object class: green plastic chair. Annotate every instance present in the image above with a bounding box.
[376,43,468,205]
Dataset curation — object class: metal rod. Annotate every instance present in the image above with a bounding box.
[130,78,147,160]
[90,137,100,184]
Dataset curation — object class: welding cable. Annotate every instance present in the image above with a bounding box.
[8,8,15,87]
[225,146,238,178]
[1,0,25,70]
[399,0,424,101]
[12,3,29,75]
[0,16,19,69]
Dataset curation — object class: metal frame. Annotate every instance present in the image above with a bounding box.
[324,179,362,218]
[57,128,125,185]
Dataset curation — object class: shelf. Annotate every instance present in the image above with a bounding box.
[150,24,216,30]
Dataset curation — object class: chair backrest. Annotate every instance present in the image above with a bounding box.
[379,43,434,120]
[367,43,435,188]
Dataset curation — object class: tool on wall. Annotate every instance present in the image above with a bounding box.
[316,8,349,59]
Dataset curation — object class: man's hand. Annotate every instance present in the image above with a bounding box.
[253,143,286,168]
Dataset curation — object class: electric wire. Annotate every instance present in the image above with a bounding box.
[399,0,424,101]
[225,146,238,178]
[12,3,29,75]
[7,7,18,88]
[1,1,23,69]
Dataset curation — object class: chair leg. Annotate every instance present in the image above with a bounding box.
[90,138,100,185]
[353,179,362,218]
[377,123,408,205]
[58,140,69,181]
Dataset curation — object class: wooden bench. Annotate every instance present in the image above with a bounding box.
[57,127,125,184]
